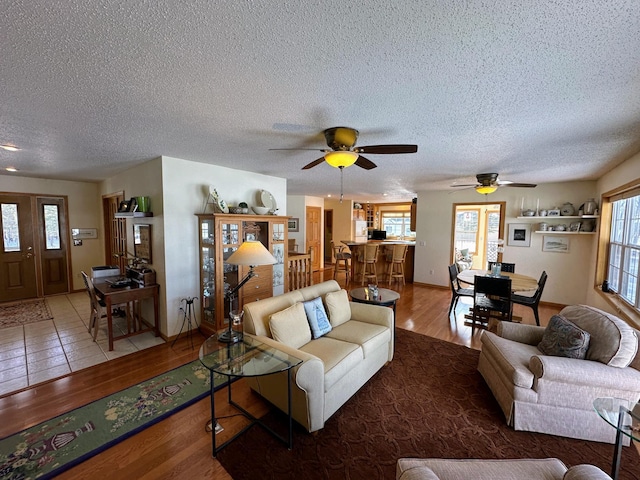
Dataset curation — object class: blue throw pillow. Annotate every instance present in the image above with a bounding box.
[303,297,332,339]
[538,314,591,359]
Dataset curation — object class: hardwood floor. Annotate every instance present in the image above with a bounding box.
[0,271,563,479]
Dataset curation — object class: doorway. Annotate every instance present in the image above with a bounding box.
[324,209,333,264]
[0,194,71,302]
[306,206,322,271]
[451,202,505,270]
[102,192,127,271]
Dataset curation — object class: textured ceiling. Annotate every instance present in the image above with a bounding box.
[1,1,640,202]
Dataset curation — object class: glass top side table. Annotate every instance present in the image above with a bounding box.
[593,397,640,480]
[199,333,302,457]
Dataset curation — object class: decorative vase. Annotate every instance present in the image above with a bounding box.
[583,198,597,215]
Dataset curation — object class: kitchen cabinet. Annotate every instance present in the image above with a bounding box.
[196,214,288,336]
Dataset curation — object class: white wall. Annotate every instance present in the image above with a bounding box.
[414,181,598,305]
[0,175,101,291]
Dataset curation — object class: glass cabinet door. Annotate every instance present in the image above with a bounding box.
[200,217,216,328]
[271,221,286,296]
[220,220,240,324]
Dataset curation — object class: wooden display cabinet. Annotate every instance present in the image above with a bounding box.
[196,214,288,336]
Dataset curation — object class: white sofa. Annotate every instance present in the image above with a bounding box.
[396,458,612,480]
[478,304,640,443]
[242,280,394,432]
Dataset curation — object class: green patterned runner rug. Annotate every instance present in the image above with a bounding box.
[0,359,226,479]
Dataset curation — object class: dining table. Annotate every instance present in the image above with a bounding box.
[457,269,538,293]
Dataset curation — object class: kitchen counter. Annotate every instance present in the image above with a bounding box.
[341,240,415,283]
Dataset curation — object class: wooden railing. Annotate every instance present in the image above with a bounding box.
[288,251,313,290]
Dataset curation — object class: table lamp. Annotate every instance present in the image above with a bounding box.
[218,240,277,343]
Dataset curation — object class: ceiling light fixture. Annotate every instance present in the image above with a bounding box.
[475,185,498,195]
[5,167,18,172]
[0,144,19,152]
[324,151,358,168]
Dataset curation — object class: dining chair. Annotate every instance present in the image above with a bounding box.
[448,264,474,319]
[81,271,107,340]
[488,261,515,273]
[472,275,512,334]
[512,271,547,326]
[331,241,351,283]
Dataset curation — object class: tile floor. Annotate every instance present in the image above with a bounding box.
[0,292,165,397]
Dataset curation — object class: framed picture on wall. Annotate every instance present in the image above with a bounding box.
[507,223,531,247]
[542,235,570,253]
[288,218,299,232]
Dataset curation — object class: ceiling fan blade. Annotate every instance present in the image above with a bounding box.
[450,183,481,188]
[355,144,418,154]
[503,183,537,188]
[302,157,326,170]
[269,148,326,152]
[355,156,377,170]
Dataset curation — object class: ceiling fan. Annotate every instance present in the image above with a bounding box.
[451,173,537,195]
[270,126,418,170]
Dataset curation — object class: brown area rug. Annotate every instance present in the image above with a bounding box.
[217,328,640,480]
[0,299,53,329]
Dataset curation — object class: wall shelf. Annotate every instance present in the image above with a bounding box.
[517,215,599,220]
[533,231,596,235]
[114,212,154,218]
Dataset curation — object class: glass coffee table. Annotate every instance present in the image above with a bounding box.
[199,333,302,457]
[593,397,640,480]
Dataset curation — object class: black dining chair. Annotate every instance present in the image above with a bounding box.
[472,275,512,333]
[488,261,515,273]
[448,264,474,319]
[512,271,548,326]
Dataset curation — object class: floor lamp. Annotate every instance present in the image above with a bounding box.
[218,240,277,343]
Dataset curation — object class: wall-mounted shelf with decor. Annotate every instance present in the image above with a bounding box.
[533,230,596,235]
[516,215,599,220]
[114,212,154,218]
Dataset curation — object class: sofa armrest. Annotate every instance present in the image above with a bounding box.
[349,301,394,330]
[249,334,325,397]
[529,354,640,389]
[564,465,612,480]
[497,322,546,345]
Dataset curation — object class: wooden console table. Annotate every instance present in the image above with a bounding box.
[93,277,160,351]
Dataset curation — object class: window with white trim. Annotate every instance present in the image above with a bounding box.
[607,191,640,310]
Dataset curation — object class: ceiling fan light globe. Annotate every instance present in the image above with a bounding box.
[324,151,358,168]
[475,185,498,195]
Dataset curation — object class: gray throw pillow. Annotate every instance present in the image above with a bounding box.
[538,314,591,359]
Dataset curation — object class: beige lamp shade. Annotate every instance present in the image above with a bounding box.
[226,240,277,266]
[324,151,359,168]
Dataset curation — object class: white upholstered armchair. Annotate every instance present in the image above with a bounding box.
[477,305,640,443]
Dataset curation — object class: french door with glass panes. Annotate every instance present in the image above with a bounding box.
[0,194,70,302]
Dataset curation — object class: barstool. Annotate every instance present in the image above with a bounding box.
[331,241,351,283]
[360,244,380,285]
[386,244,408,286]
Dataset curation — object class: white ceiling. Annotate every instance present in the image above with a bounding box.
[1,1,640,202]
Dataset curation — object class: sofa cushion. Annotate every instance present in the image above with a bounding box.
[538,314,591,359]
[561,305,639,368]
[303,296,332,339]
[325,289,351,327]
[326,320,390,358]
[269,302,311,349]
[300,337,363,391]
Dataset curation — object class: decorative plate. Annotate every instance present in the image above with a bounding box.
[260,190,276,211]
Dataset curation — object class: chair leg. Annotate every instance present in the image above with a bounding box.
[449,295,458,317]
[533,306,540,326]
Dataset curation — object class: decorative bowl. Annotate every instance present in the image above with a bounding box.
[229,207,244,214]
[252,206,270,215]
